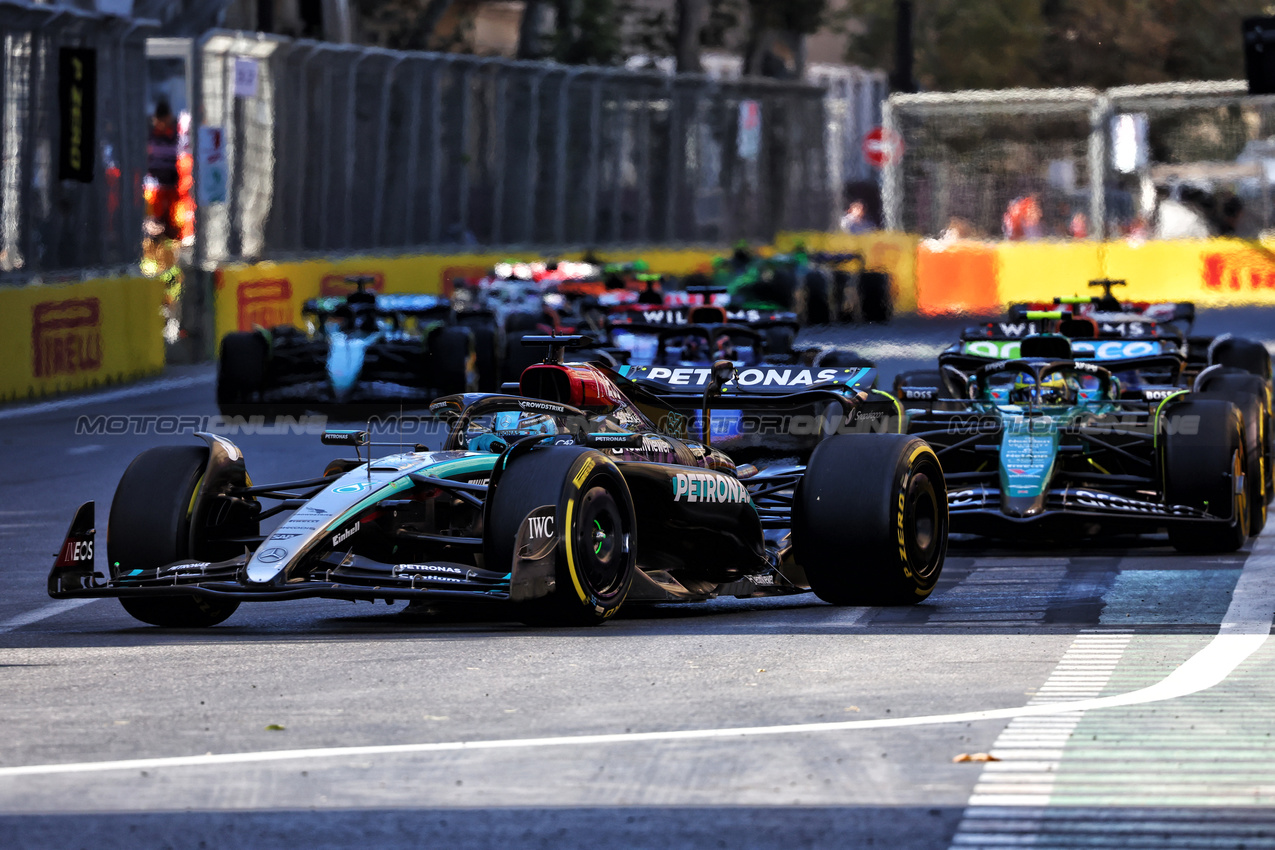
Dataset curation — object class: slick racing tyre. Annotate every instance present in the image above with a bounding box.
[426,326,476,394]
[764,325,796,356]
[503,330,547,385]
[216,331,267,416]
[857,272,892,324]
[108,446,241,627]
[457,315,501,392]
[1193,388,1267,534]
[1210,336,1272,381]
[794,434,947,605]
[1197,368,1273,505]
[487,448,636,626]
[1164,399,1250,553]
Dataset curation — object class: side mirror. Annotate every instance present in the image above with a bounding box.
[321,430,369,447]
[707,359,736,395]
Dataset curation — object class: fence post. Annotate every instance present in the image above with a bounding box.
[882,97,901,231]
[520,69,545,245]
[372,54,406,247]
[490,70,509,245]
[1088,94,1110,240]
[585,76,602,245]
[343,50,371,250]
[552,68,582,245]
[401,58,424,245]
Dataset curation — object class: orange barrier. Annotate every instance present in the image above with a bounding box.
[915,240,1001,316]
[0,276,166,403]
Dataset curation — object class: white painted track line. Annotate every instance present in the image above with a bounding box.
[0,374,214,421]
[1,533,1271,778]
[0,600,96,634]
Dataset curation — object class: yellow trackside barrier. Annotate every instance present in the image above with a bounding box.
[0,276,166,403]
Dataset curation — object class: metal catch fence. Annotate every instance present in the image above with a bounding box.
[883,81,1275,241]
[0,1,150,279]
[194,30,836,266]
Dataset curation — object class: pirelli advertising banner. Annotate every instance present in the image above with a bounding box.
[917,238,1275,314]
[58,47,96,183]
[0,277,165,403]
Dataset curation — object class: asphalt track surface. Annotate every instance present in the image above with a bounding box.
[2,309,1275,849]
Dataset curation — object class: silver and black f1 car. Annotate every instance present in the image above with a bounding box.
[52,337,948,628]
[217,277,498,413]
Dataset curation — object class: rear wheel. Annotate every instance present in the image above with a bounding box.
[1210,336,1272,381]
[1193,389,1267,533]
[487,448,636,626]
[794,434,947,605]
[1197,368,1273,505]
[1165,399,1250,552]
[458,316,501,392]
[858,272,892,324]
[764,325,796,356]
[108,446,241,627]
[216,331,267,416]
[426,326,475,394]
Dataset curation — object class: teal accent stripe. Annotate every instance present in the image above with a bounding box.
[332,476,415,528]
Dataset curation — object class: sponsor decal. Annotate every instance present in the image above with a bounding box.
[520,399,569,415]
[526,515,555,539]
[1071,340,1157,360]
[1142,388,1179,401]
[1203,251,1275,292]
[638,366,854,388]
[330,524,359,547]
[61,539,93,563]
[32,298,103,378]
[333,482,371,494]
[255,547,288,563]
[393,564,468,577]
[236,279,293,332]
[672,471,750,504]
[572,458,595,487]
[901,387,937,400]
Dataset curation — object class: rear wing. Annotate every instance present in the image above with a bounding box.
[616,364,877,399]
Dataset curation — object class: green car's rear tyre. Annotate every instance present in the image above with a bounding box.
[216,331,267,416]
[1164,399,1250,553]
[794,434,947,605]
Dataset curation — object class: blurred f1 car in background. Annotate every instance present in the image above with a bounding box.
[53,336,948,629]
[897,332,1264,551]
[690,243,894,326]
[217,276,492,414]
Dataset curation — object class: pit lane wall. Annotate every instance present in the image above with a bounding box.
[213,247,742,342]
[913,237,1275,314]
[0,276,166,404]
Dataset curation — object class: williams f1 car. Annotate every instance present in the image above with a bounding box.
[53,337,948,628]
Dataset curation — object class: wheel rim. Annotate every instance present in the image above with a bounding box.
[1233,448,1249,535]
[574,483,628,598]
[904,470,942,580]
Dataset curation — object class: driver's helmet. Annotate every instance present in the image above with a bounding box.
[494,410,557,436]
[714,334,738,361]
[1009,371,1073,404]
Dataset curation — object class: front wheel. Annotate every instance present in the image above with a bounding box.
[108,446,241,627]
[794,434,947,605]
[487,448,637,626]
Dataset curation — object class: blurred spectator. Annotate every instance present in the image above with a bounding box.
[145,101,179,239]
[1153,186,1213,239]
[1069,211,1088,239]
[1003,195,1043,240]
[940,216,980,241]
[840,201,874,234]
[1219,193,1244,236]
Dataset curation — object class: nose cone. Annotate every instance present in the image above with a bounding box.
[1001,493,1046,518]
